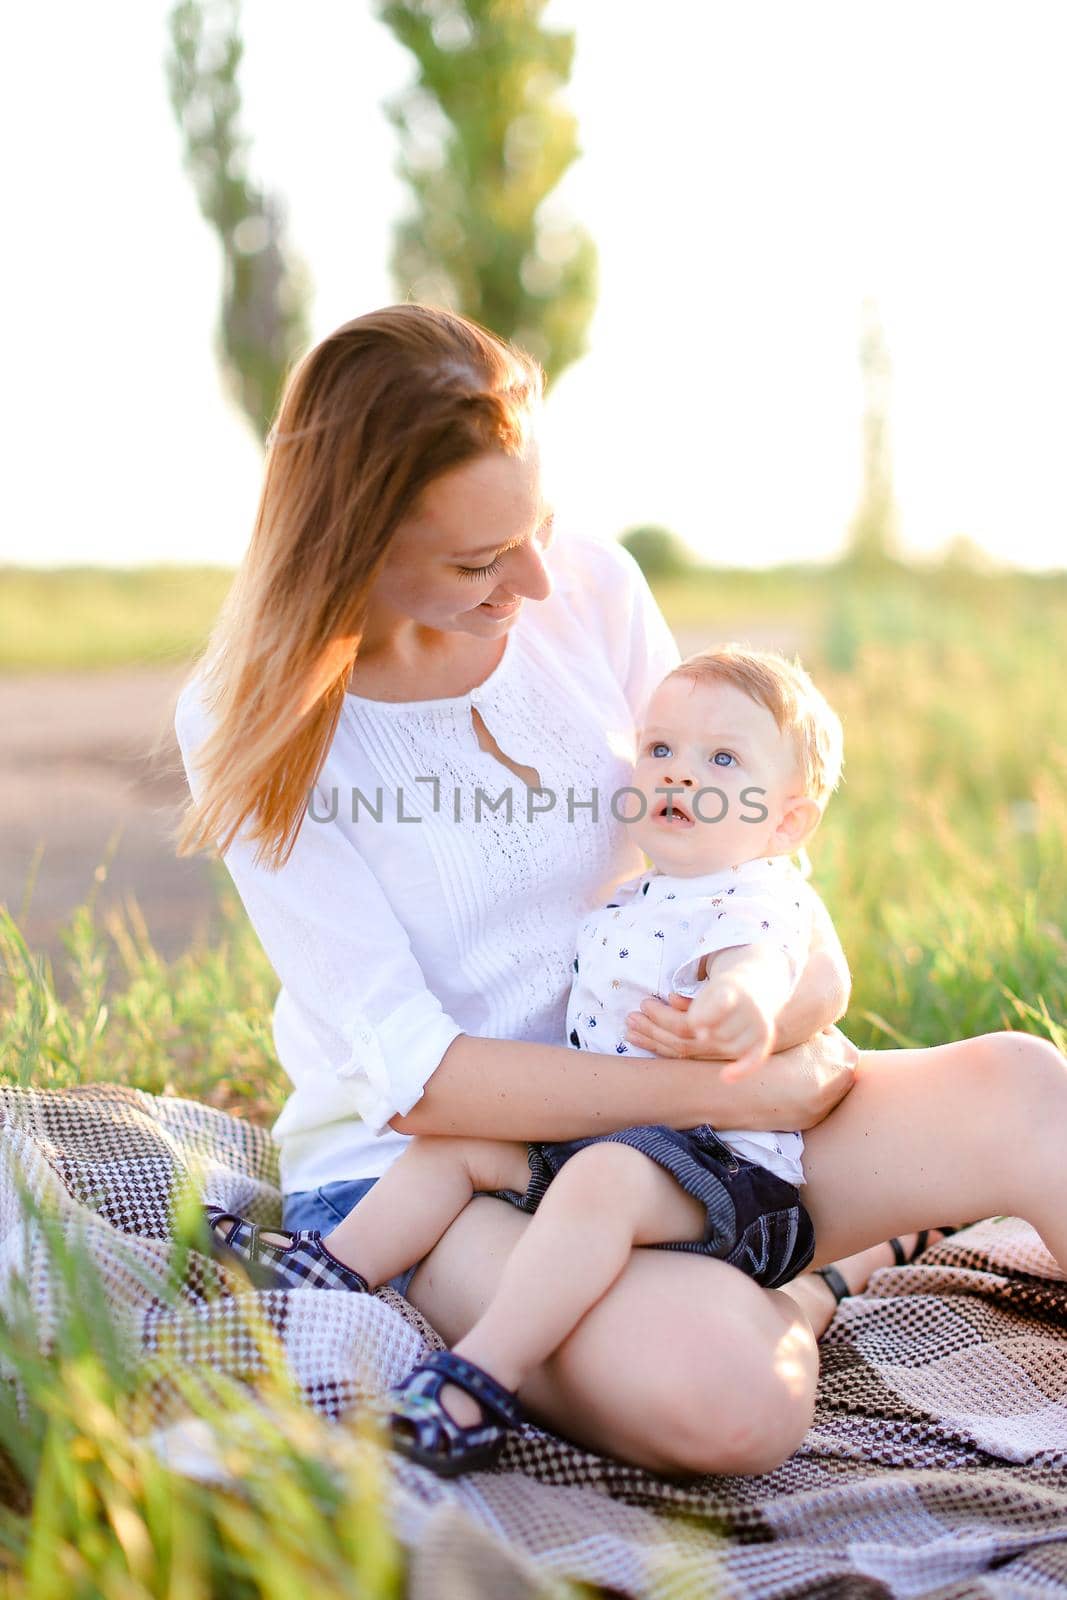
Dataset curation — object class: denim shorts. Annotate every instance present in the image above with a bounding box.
[282,1177,419,1298]
[496,1124,815,1290]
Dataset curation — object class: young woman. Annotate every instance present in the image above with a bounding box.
[175,304,1066,1477]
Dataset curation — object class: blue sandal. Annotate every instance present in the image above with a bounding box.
[387,1350,523,1477]
[204,1207,370,1294]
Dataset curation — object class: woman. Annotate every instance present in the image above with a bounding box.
[175,304,1066,1476]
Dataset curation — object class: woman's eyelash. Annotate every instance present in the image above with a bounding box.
[457,516,554,581]
[458,557,504,580]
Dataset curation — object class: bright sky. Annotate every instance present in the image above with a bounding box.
[5,1,1066,570]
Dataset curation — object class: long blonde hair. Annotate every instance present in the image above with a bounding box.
[171,304,544,871]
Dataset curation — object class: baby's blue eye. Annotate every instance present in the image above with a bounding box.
[712,751,736,767]
[650,742,671,758]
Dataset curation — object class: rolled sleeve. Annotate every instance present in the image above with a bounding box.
[335,990,464,1135]
[175,681,465,1139]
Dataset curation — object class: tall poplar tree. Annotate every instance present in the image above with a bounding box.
[377,0,597,382]
[166,0,311,440]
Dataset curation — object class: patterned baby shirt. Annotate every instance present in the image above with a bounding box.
[564,856,816,1185]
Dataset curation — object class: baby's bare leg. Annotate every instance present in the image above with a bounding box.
[453,1143,705,1401]
[323,1135,533,1289]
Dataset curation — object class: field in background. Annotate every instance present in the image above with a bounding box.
[0,566,234,672]
[1,557,1064,1116]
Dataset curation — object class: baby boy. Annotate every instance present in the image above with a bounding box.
[561,643,844,1185]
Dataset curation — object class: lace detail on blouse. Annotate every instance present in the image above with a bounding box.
[336,611,647,1051]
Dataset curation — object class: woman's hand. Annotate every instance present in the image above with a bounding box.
[626,993,859,1131]
[740,1025,859,1130]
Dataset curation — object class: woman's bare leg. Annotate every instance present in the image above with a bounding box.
[785,1030,1067,1334]
[449,1143,706,1423]
[781,1231,953,1334]
[801,1031,1067,1266]
[407,1196,819,1475]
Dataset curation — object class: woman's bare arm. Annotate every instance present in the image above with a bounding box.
[389,1024,857,1141]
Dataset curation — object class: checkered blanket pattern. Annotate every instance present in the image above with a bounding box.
[2,1081,1067,1598]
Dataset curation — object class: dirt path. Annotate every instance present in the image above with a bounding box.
[0,665,223,987]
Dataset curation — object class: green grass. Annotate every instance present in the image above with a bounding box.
[0,1189,408,1599]
[0,566,233,671]
[0,556,1064,1593]
[1,863,285,1124]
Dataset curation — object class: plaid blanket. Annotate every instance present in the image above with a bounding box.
[2,1082,1067,1598]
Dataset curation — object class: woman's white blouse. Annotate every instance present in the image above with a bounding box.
[174,533,683,1194]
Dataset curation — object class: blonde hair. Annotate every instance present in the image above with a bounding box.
[665,645,844,811]
[170,304,544,870]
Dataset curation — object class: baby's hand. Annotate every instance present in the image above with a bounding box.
[686,978,776,1082]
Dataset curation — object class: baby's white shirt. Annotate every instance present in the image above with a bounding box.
[565,857,815,1185]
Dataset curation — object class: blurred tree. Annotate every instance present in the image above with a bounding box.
[376,0,597,383]
[620,525,694,579]
[166,0,311,441]
[845,299,901,568]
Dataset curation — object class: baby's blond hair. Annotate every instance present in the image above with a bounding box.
[664,645,844,811]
